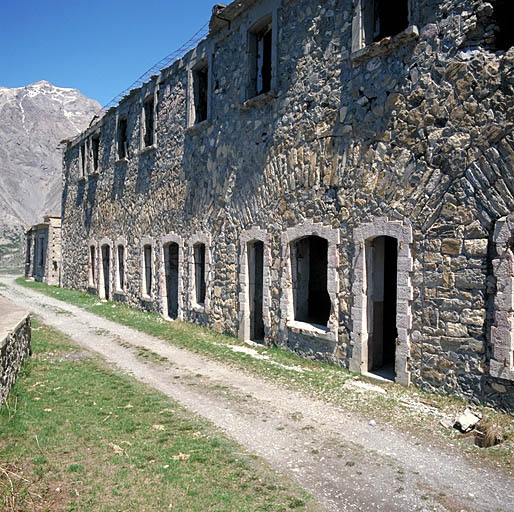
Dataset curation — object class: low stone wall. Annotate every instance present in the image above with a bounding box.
[0,297,31,405]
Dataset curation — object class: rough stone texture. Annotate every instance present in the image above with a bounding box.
[0,297,31,405]
[25,216,62,286]
[61,0,514,410]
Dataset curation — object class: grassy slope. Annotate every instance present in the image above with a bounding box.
[13,277,514,470]
[0,319,314,512]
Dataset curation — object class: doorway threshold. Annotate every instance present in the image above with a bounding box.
[362,365,395,383]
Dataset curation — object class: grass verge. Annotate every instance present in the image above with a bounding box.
[0,318,314,512]
[13,277,514,470]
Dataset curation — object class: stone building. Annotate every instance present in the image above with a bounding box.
[25,216,62,286]
[61,0,514,409]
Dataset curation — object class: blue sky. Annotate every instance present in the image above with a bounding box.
[1,0,217,106]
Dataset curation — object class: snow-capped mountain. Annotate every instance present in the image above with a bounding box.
[0,80,100,269]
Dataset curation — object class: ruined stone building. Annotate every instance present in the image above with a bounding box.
[60,0,514,409]
[25,215,61,286]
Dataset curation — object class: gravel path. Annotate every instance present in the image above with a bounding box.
[1,276,513,512]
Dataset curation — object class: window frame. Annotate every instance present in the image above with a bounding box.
[280,221,340,342]
[351,0,418,62]
[188,233,212,313]
[115,236,128,294]
[186,41,213,129]
[116,114,129,161]
[140,88,158,151]
[241,0,279,103]
[88,241,97,289]
[141,237,155,300]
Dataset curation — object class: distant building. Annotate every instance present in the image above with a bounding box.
[60,0,514,409]
[25,216,61,286]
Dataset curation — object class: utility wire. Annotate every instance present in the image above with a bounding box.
[100,21,210,113]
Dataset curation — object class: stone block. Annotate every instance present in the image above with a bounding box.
[464,239,488,257]
[442,238,462,255]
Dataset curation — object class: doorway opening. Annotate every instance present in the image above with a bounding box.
[101,244,110,300]
[164,242,179,319]
[367,236,397,379]
[248,240,265,342]
[193,243,206,305]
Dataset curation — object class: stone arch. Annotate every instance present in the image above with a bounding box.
[98,237,113,300]
[188,232,212,312]
[160,233,185,320]
[350,216,413,385]
[491,215,514,381]
[280,220,340,343]
[239,227,271,343]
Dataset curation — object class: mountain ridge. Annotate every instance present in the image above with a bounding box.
[0,80,101,269]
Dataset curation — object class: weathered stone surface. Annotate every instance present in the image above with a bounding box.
[0,297,31,405]
[59,0,514,410]
[442,239,462,255]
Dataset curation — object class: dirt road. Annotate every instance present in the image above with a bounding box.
[1,276,513,512]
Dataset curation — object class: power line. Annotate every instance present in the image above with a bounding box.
[100,21,210,113]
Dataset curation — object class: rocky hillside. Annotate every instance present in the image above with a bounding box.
[0,81,100,270]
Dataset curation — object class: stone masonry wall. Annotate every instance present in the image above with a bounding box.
[62,0,514,410]
[0,298,31,405]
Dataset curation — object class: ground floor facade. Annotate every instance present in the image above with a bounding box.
[61,208,514,411]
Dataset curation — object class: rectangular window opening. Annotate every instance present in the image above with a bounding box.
[291,236,330,327]
[144,244,152,296]
[80,143,86,178]
[193,64,209,124]
[38,238,45,267]
[90,246,96,285]
[366,0,408,44]
[494,0,514,50]
[194,243,206,305]
[249,18,272,98]
[143,98,154,147]
[117,245,125,291]
[164,242,179,319]
[117,118,128,160]
[92,134,100,172]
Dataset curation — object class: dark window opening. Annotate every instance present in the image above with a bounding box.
[494,0,514,50]
[249,18,272,97]
[38,238,45,267]
[102,245,110,300]
[80,143,86,177]
[164,242,179,319]
[117,118,128,159]
[92,134,100,172]
[194,243,206,305]
[90,246,96,285]
[365,0,408,44]
[368,236,398,378]
[117,245,125,291]
[248,240,265,342]
[143,97,154,147]
[144,244,152,296]
[26,239,32,265]
[291,235,330,326]
[193,64,209,124]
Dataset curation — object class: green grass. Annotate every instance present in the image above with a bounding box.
[0,319,315,512]
[14,277,514,470]
[14,277,355,400]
